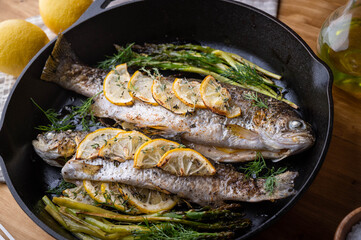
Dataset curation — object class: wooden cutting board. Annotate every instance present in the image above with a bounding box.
[0,0,360,239]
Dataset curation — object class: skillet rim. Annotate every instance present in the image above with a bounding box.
[0,0,333,239]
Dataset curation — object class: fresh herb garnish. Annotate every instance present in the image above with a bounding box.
[135,222,228,240]
[32,91,102,132]
[244,92,268,109]
[264,166,287,194]
[46,180,76,195]
[97,43,135,69]
[240,152,287,194]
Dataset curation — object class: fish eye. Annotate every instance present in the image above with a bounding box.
[288,120,304,130]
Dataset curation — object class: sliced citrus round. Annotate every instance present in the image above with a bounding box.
[119,184,178,213]
[75,128,124,160]
[133,139,181,169]
[83,180,107,203]
[100,182,140,214]
[157,148,216,176]
[128,71,158,105]
[98,131,151,161]
[103,63,134,106]
[152,78,195,115]
[200,75,241,118]
[172,78,206,109]
[62,185,96,205]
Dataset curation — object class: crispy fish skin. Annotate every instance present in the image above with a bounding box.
[40,35,315,161]
[32,130,87,167]
[62,158,298,205]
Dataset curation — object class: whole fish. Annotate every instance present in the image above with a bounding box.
[40,35,315,161]
[62,158,298,205]
[33,130,291,165]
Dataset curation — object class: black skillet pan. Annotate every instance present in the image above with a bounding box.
[0,0,333,239]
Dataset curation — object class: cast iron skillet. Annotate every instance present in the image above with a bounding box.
[0,0,333,239]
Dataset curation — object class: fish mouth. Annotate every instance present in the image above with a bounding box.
[261,131,315,155]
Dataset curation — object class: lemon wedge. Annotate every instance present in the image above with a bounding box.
[75,128,124,159]
[133,139,181,169]
[98,131,151,161]
[128,71,158,105]
[200,75,241,118]
[172,78,206,109]
[119,184,177,213]
[103,63,134,106]
[152,78,194,115]
[157,148,216,176]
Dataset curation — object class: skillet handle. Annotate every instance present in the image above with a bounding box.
[75,0,133,25]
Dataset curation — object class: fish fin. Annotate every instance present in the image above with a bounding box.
[226,124,258,140]
[41,33,80,82]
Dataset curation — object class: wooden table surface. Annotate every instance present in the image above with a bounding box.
[0,0,360,239]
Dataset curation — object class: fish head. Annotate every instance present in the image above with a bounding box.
[259,114,315,156]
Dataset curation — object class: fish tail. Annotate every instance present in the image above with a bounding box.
[41,34,80,82]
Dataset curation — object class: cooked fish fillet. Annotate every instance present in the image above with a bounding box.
[40,34,315,161]
[62,158,298,205]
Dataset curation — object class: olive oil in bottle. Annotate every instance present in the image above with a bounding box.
[318,0,361,99]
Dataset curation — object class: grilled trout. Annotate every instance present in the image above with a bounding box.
[40,35,315,161]
[62,158,298,205]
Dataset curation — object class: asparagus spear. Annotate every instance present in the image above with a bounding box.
[98,43,297,108]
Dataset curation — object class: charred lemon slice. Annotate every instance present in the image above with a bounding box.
[98,131,151,161]
[200,75,241,118]
[152,78,194,115]
[100,182,140,214]
[83,180,107,203]
[76,128,124,159]
[128,71,158,105]
[172,78,206,109]
[103,63,134,106]
[157,148,216,176]
[134,139,181,169]
[119,184,177,214]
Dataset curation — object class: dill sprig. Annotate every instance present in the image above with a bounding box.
[264,166,287,194]
[32,92,102,132]
[47,180,76,196]
[98,43,135,69]
[222,63,265,87]
[135,222,232,240]
[240,152,267,179]
[240,152,287,194]
[244,92,268,109]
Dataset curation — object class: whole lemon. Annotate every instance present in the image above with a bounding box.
[0,19,49,76]
[39,0,92,34]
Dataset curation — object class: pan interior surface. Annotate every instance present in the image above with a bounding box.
[0,0,332,239]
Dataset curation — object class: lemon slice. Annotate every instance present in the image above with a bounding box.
[83,180,107,203]
[62,185,96,205]
[134,139,181,169]
[75,128,124,159]
[157,148,216,176]
[200,75,241,118]
[98,131,151,161]
[152,78,195,115]
[119,184,177,213]
[100,182,140,214]
[128,71,158,105]
[103,63,134,106]
[172,78,206,109]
